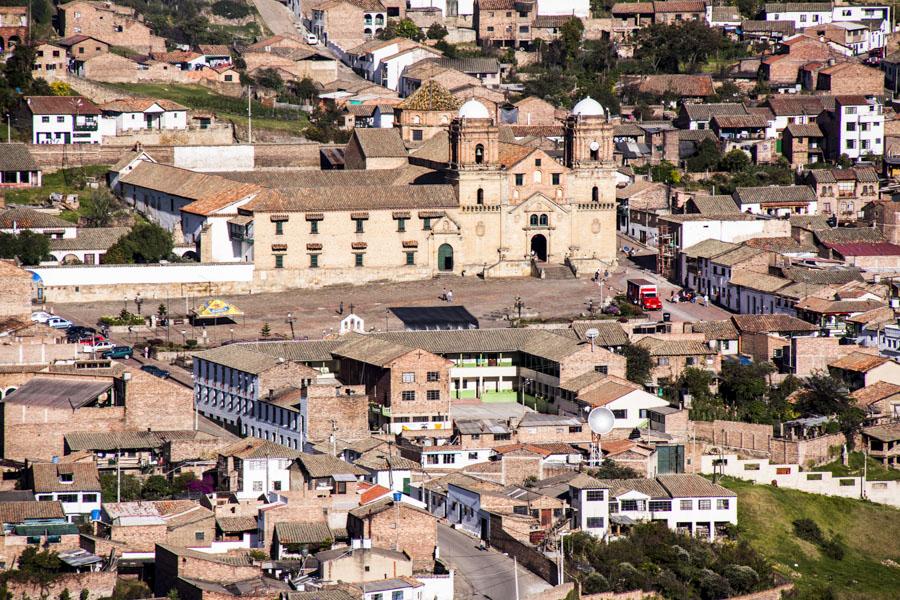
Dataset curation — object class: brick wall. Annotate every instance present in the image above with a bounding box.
[0,534,81,570]
[167,515,216,548]
[3,403,127,461]
[385,350,451,422]
[0,262,32,318]
[770,432,844,467]
[305,384,369,443]
[692,420,773,454]
[125,367,195,430]
[559,345,627,382]
[488,512,559,585]
[791,336,852,378]
[109,523,168,551]
[740,332,788,364]
[348,503,436,572]
[5,571,116,600]
[167,437,232,462]
[154,545,260,596]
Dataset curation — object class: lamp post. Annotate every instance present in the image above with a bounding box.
[514,296,524,320]
[519,378,533,407]
[123,295,128,314]
[229,327,235,343]
[134,293,143,315]
[286,312,296,339]
[180,330,187,358]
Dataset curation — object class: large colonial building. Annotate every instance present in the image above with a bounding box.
[112,86,618,289]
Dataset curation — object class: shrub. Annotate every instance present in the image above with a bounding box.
[820,536,845,561]
[723,564,759,594]
[582,572,608,594]
[792,518,824,545]
[211,0,251,19]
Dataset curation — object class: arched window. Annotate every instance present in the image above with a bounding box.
[533,170,542,184]
[413,115,421,125]
[590,147,599,161]
[539,214,548,226]
[592,186,599,202]
[477,188,484,205]
[529,214,539,226]
[475,144,484,164]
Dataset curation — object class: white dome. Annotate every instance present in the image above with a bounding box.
[572,96,605,117]
[458,99,490,119]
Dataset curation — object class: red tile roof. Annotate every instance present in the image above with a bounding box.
[26,96,101,115]
[825,242,900,257]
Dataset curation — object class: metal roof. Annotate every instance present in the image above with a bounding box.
[3,377,112,409]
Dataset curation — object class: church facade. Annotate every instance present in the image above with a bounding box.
[236,95,619,289]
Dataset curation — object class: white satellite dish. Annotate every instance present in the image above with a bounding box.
[588,406,615,435]
[585,328,599,352]
[589,140,600,152]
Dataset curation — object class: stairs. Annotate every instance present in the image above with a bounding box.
[540,263,576,280]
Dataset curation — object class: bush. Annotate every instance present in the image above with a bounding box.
[820,536,845,561]
[99,312,144,326]
[792,518,824,545]
[211,0,252,19]
[582,572,609,594]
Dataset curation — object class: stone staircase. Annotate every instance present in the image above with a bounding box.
[540,263,576,280]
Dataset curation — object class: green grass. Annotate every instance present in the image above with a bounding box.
[720,476,900,599]
[817,451,900,482]
[108,83,309,136]
[5,165,112,206]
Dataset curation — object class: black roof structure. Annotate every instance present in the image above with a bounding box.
[389,306,479,331]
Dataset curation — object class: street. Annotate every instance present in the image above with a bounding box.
[251,0,299,36]
[439,524,550,600]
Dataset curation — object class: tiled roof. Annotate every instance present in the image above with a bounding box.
[119,161,261,216]
[709,5,741,20]
[635,337,714,357]
[829,351,890,373]
[765,2,831,12]
[4,377,112,409]
[712,246,767,267]
[31,462,100,493]
[298,453,367,478]
[852,381,900,408]
[101,98,187,112]
[435,56,499,74]
[397,80,460,111]
[199,44,231,56]
[274,521,333,545]
[744,236,816,254]
[50,227,129,251]
[216,515,257,532]
[682,103,749,121]
[570,321,630,346]
[730,270,791,293]
[688,195,740,215]
[636,74,715,97]
[845,306,895,328]
[353,449,419,471]
[0,207,72,230]
[734,185,816,206]
[795,297,884,314]
[826,242,900,257]
[711,114,769,129]
[814,227,884,245]
[350,127,408,158]
[284,590,358,600]
[567,473,606,490]
[862,422,900,442]
[534,14,574,27]
[243,184,457,213]
[763,95,824,117]
[348,497,431,519]
[611,2,654,15]
[689,319,739,341]
[596,478,668,499]
[0,501,65,523]
[26,96,100,115]
[0,144,38,171]
[731,314,818,334]
[220,438,302,460]
[332,334,416,367]
[193,344,316,375]
[653,0,706,11]
[657,474,737,498]
[157,544,253,566]
[741,20,796,35]
[785,122,823,137]
[477,0,516,9]
[781,265,863,285]
[579,380,642,407]
[681,239,738,259]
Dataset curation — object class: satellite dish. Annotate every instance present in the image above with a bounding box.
[588,407,615,435]
[584,328,599,341]
[589,140,600,152]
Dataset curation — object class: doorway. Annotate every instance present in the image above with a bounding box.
[438,244,454,271]
[530,234,547,262]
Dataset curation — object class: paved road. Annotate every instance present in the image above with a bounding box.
[439,524,550,600]
[252,0,298,36]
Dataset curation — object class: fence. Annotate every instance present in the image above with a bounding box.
[700,453,900,508]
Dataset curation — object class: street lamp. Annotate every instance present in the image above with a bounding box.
[286,312,296,339]
[519,378,533,407]
[514,296,524,320]
[229,327,235,343]
[180,330,187,356]
[134,293,144,315]
[123,295,128,313]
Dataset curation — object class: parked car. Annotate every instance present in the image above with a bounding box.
[305,33,318,45]
[47,317,73,329]
[67,326,96,341]
[31,311,52,323]
[81,340,114,353]
[101,346,133,359]
[140,364,170,379]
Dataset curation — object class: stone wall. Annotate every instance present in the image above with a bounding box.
[4,571,116,600]
[154,545,260,596]
[305,385,369,443]
[769,432,844,467]
[693,420,773,454]
[102,124,235,147]
[0,342,80,365]
[488,512,559,585]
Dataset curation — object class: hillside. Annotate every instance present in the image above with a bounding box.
[719,477,900,599]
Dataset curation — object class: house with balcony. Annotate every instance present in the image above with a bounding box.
[783,123,825,167]
[804,166,878,223]
[291,453,367,496]
[27,462,101,523]
[25,95,101,144]
[862,422,900,469]
[818,95,884,161]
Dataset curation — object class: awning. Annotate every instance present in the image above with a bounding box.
[610,515,637,525]
[228,215,253,227]
[332,473,358,482]
[193,299,244,319]
[14,523,79,536]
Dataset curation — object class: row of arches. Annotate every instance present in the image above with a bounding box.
[473,186,600,205]
[529,214,549,227]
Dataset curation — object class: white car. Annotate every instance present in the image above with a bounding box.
[31,311,52,323]
[81,340,114,353]
[305,33,319,45]
[47,317,73,329]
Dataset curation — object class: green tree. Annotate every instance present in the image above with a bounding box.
[79,590,89,600]
[719,149,751,172]
[795,372,865,441]
[171,471,197,495]
[81,188,123,227]
[589,459,640,479]
[103,222,173,264]
[16,547,62,583]
[686,138,721,172]
[58,588,71,600]
[426,22,448,40]
[622,343,652,386]
[559,17,585,65]
[260,322,271,338]
[381,18,423,41]
[141,475,171,500]
[254,68,284,93]
[0,230,50,266]
[291,77,319,102]
[99,472,142,502]
[719,361,774,415]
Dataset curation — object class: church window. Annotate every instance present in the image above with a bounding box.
[477,189,484,205]
[592,186,599,202]
[529,214,538,226]
[539,214,548,226]
[475,144,484,164]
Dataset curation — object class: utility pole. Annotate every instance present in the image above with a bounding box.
[247,86,253,144]
[514,556,520,600]
[116,447,121,502]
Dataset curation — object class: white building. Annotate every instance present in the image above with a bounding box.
[218,438,300,500]
[26,95,102,144]
[0,206,76,239]
[99,98,188,135]
[766,2,891,49]
[30,462,102,522]
[659,213,792,256]
[764,3,833,27]
[558,376,669,430]
[536,0,590,18]
[378,47,442,91]
[826,95,884,161]
[361,579,424,600]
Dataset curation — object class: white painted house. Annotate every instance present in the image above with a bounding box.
[217,438,301,500]
[26,95,102,144]
[827,95,884,161]
[99,98,188,135]
[30,462,102,522]
[558,377,670,430]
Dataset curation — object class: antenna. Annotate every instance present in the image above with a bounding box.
[587,407,615,467]
[585,328,599,352]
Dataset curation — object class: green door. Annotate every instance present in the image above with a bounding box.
[438,244,454,271]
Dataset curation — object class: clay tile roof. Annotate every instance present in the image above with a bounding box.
[653,0,706,11]
[829,351,890,372]
[731,314,818,333]
[764,95,824,117]
[398,80,460,111]
[741,20,796,35]
[350,128,408,158]
[657,474,737,498]
[635,337,715,357]
[826,242,900,257]
[711,114,769,129]
[298,453,367,478]
[220,438,302,460]
[332,334,417,367]
[862,422,900,442]
[477,0,516,9]
[567,473,606,490]
[611,2,654,14]
[689,319,739,341]
[734,185,816,206]
[689,195,740,215]
[0,207,72,229]
[49,227,129,252]
[710,245,766,267]
[30,462,101,493]
[852,381,900,408]
[681,239,738,259]
[26,96,101,115]
[794,297,884,314]
[636,74,715,97]
[785,122,824,137]
[730,270,791,293]
[216,515,257,532]
[353,449,420,471]
[101,97,188,112]
[579,380,643,407]
[274,521,333,545]
[765,2,831,12]
[348,497,431,519]
[570,321,629,346]
[0,501,66,523]
[498,142,535,168]
[0,144,38,171]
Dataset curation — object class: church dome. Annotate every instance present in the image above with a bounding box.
[572,96,605,117]
[458,99,490,119]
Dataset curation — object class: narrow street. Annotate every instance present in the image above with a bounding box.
[439,524,551,600]
[251,0,298,36]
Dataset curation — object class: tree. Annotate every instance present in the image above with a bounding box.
[17,547,62,583]
[719,149,751,172]
[260,322,271,338]
[171,472,197,495]
[0,230,50,266]
[58,589,71,600]
[290,77,319,102]
[559,17,585,65]
[141,475,171,500]
[381,18,423,41]
[622,343,652,385]
[99,472,142,502]
[795,372,864,440]
[104,222,173,264]
[426,22,448,40]
[254,68,284,93]
[634,21,726,74]
[589,459,640,479]
[686,138,721,172]
[81,188,123,227]
[49,81,74,96]
[719,361,773,415]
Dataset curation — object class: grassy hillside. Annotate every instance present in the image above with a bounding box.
[719,477,900,599]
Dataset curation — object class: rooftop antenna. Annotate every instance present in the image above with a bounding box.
[587,406,615,467]
[585,328,599,352]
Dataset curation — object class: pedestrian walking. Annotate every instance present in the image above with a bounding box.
[338,301,344,315]
[447,289,454,303]
[143,346,149,359]
[704,294,710,307]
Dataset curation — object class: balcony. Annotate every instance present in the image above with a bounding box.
[74,121,98,131]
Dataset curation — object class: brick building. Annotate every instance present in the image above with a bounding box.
[473,0,535,48]
[57,1,165,54]
[782,123,825,167]
[634,336,720,388]
[154,544,258,596]
[100,500,215,552]
[0,7,27,54]
[0,260,33,318]
[759,35,836,88]
[803,61,884,96]
[804,166,878,223]
[346,499,437,571]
